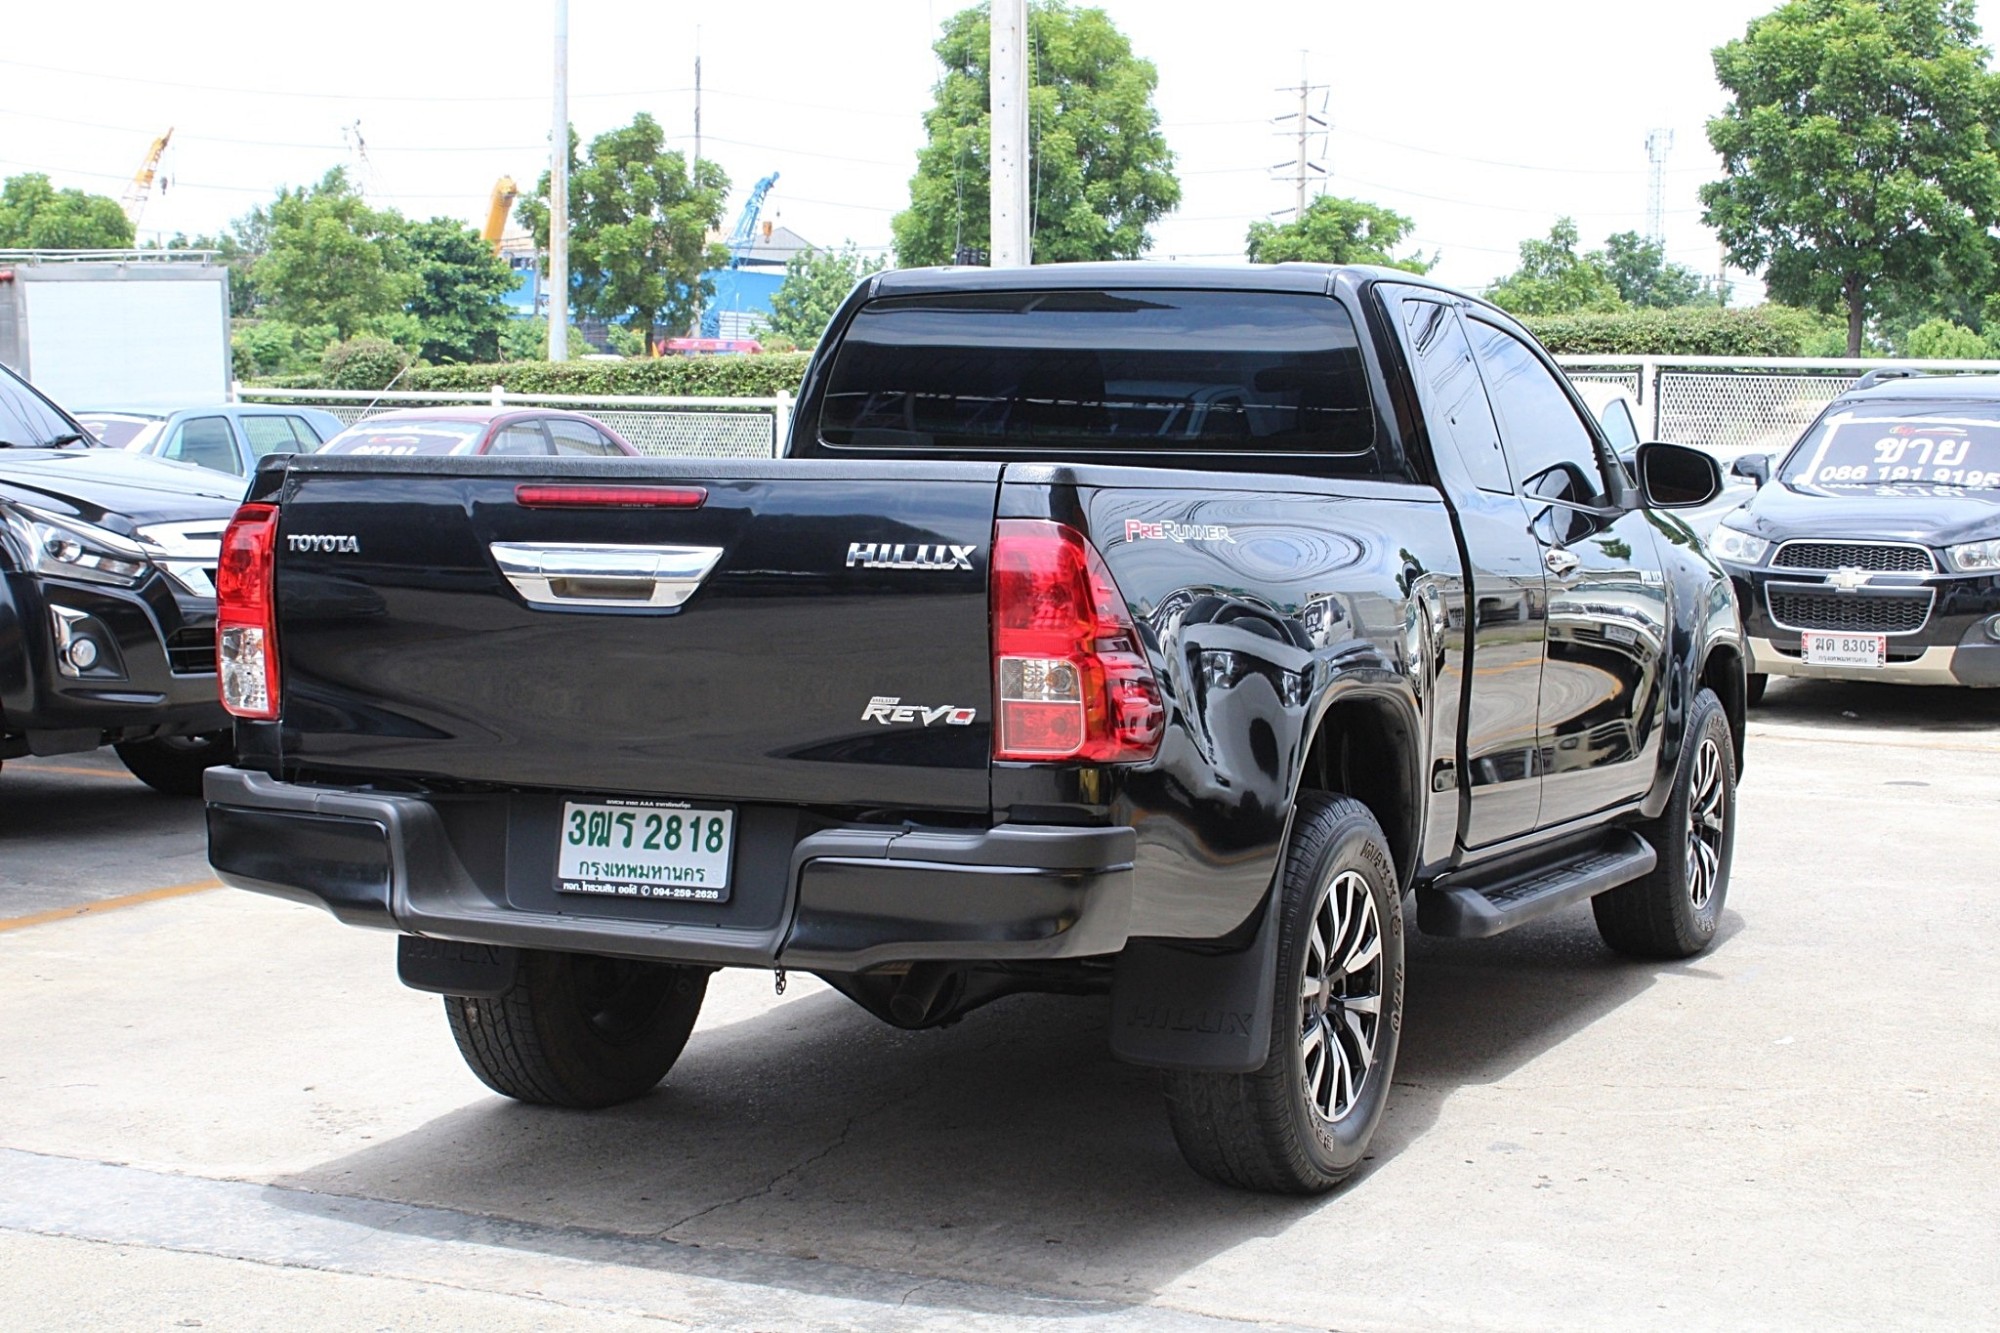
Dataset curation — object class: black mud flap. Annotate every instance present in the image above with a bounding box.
[1107,889,1279,1074]
[396,935,521,998]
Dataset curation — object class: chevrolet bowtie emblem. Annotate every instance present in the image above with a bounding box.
[1827,567,1872,592]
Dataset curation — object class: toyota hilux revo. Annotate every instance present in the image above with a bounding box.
[203,264,1746,1193]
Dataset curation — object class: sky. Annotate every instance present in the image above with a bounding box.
[1,0,1839,300]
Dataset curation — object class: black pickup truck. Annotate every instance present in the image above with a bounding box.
[1,362,238,793]
[205,264,1745,1193]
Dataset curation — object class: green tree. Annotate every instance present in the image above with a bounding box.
[518,114,730,341]
[1901,316,1993,357]
[1487,218,1626,316]
[1597,231,1711,308]
[1244,195,1432,270]
[893,2,1179,265]
[1701,0,2000,356]
[766,243,887,347]
[402,217,515,363]
[0,174,134,249]
[252,168,415,340]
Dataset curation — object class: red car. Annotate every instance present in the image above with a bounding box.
[318,408,640,458]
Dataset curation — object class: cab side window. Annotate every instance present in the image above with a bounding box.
[243,415,306,459]
[489,423,551,456]
[1464,317,1610,505]
[164,415,243,475]
[1399,298,1512,494]
[1599,397,1640,450]
[547,419,621,456]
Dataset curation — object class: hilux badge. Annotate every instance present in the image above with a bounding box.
[846,542,976,571]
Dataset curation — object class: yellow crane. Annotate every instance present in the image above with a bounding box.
[483,176,519,254]
[120,128,173,229]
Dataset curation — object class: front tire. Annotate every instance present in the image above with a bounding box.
[1593,687,1737,959]
[114,733,232,796]
[1164,794,1404,1194]
[445,950,709,1108]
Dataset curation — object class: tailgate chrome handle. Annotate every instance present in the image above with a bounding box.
[490,542,724,609]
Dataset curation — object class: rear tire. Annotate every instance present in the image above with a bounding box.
[114,733,232,796]
[1163,794,1404,1194]
[1745,673,1768,706]
[445,950,709,1108]
[1593,687,1736,959]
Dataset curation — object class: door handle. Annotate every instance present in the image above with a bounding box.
[491,542,724,609]
[1544,547,1580,577]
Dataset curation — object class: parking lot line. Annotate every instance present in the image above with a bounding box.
[0,879,220,935]
[9,765,140,781]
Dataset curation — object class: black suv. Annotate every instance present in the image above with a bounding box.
[1715,373,2000,697]
[0,362,241,791]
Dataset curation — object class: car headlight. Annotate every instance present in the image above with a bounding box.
[1947,538,2000,573]
[0,502,152,587]
[1709,521,1771,565]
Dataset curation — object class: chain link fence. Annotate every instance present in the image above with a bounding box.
[245,358,2000,465]
[1555,356,2000,458]
[241,388,789,459]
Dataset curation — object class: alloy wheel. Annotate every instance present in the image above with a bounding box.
[1686,736,1726,910]
[1300,868,1385,1123]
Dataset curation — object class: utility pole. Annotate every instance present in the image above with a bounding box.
[1644,128,1673,248]
[549,0,571,362]
[988,0,1030,267]
[693,31,702,177]
[1272,57,1328,220]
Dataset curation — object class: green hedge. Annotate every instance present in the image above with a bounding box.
[251,353,813,398]
[1521,305,1829,357]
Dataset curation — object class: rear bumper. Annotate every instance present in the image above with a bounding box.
[204,767,1135,972]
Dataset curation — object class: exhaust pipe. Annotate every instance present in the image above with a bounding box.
[887,963,955,1027]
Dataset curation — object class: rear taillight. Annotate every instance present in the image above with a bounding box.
[991,519,1164,763]
[216,503,279,719]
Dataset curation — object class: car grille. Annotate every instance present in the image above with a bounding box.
[1767,589,1933,634]
[165,627,216,675]
[1772,541,1935,573]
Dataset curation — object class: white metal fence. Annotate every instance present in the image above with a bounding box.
[243,357,2000,463]
[238,386,792,459]
[1555,355,2000,456]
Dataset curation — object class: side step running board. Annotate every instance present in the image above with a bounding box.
[1417,832,1657,939]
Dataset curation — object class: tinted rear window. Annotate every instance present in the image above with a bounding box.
[1783,400,2000,496]
[818,289,1374,455]
[321,420,487,456]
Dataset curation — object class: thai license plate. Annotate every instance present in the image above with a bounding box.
[1801,631,1887,668]
[555,800,734,903]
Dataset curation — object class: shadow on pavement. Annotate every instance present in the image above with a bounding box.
[268,899,1741,1303]
[1753,674,2000,735]
[0,755,208,912]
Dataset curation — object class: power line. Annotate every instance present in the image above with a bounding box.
[0,106,540,154]
[0,56,690,105]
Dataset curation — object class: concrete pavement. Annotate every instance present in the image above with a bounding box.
[0,680,1995,1330]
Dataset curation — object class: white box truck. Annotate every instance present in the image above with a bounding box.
[0,250,231,410]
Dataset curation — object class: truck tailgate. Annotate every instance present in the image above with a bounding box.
[271,456,1002,811]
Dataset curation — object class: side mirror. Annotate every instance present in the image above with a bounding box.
[1730,453,1772,488]
[1634,441,1722,510]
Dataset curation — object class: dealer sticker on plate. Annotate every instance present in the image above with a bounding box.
[556,799,734,902]
[1801,631,1887,669]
